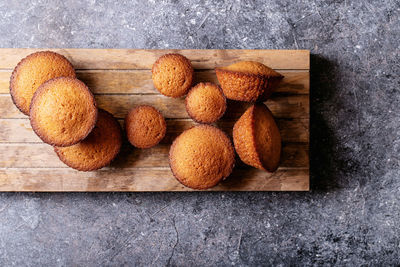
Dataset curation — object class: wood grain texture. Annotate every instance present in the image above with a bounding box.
[0,118,309,143]
[0,168,309,191]
[0,49,310,70]
[0,48,309,191]
[0,143,308,168]
[0,94,309,119]
[0,70,309,95]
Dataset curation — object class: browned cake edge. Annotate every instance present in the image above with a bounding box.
[151,53,194,98]
[54,109,122,171]
[215,67,284,102]
[9,51,76,115]
[185,82,227,124]
[252,103,282,172]
[233,103,282,172]
[29,77,97,147]
[232,105,264,170]
[168,124,235,190]
[125,105,167,149]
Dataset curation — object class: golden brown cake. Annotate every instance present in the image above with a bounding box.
[215,61,283,102]
[125,105,166,148]
[152,53,194,98]
[54,109,122,171]
[30,77,97,147]
[10,51,76,115]
[169,124,235,189]
[233,103,281,172]
[185,82,226,124]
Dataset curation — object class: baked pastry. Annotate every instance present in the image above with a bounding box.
[169,125,235,189]
[152,53,194,98]
[10,51,76,115]
[54,109,122,171]
[215,61,283,102]
[125,105,166,148]
[233,103,281,172]
[30,77,97,147]
[185,82,226,124]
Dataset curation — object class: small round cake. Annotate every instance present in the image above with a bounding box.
[30,77,97,147]
[152,53,194,98]
[10,51,76,115]
[125,105,166,148]
[185,82,227,124]
[54,109,122,171]
[233,103,281,172]
[169,125,235,189]
[215,61,284,102]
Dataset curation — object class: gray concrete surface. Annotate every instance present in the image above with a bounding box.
[0,0,399,266]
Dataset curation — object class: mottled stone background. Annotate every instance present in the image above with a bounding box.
[0,0,399,266]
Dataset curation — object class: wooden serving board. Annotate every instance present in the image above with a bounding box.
[0,49,309,191]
